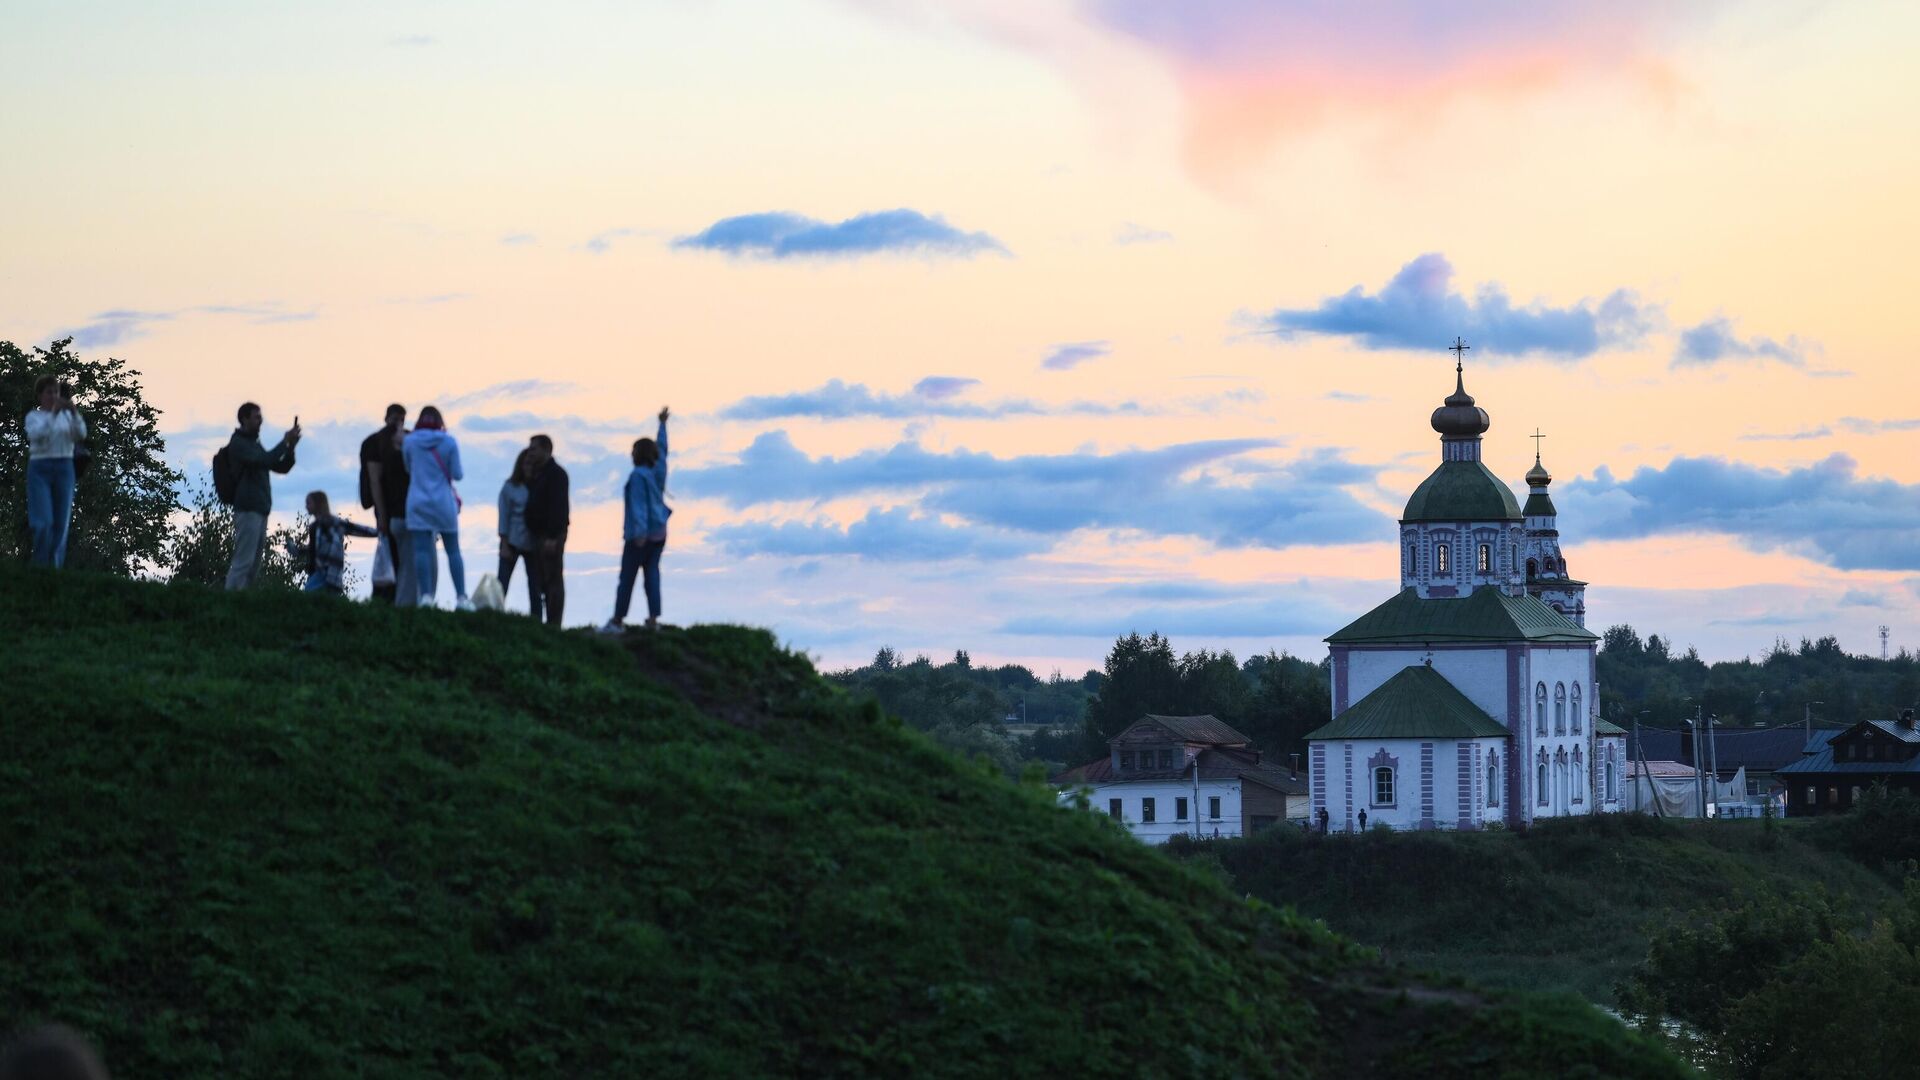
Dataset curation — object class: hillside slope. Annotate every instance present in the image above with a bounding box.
[1179,812,1895,1003]
[0,565,1683,1078]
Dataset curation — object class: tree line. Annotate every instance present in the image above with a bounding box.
[1597,624,1920,729]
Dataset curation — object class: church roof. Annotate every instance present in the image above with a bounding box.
[1522,491,1557,518]
[1593,717,1627,735]
[1327,587,1599,645]
[1401,460,1523,523]
[1305,665,1509,741]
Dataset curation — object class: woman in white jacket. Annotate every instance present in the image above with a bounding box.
[401,405,469,609]
[24,375,87,567]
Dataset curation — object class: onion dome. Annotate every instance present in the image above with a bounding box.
[1430,367,1490,438]
[1525,453,1551,488]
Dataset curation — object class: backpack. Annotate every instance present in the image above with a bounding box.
[212,446,239,505]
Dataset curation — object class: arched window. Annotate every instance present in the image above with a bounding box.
[1535,683,1548,736]
[1554,683,1567,735]
[1487,752,1500,808]
[1537,761,1549,805]
[1436,543,1450,574]
[1605,759,1616,802]
[1477,543,1491,573]
[1571,684,1583,734]
[1544,557,1556,573]
[1526,558,1538,580]
[1372,766,1396,807]
[1406,544,1416,577]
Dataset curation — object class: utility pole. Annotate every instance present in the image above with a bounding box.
[1693,706,1706,819]
[1707,714,1722,817]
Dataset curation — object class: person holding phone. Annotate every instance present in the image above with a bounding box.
[24,375,88,567]
[223,402,300,590]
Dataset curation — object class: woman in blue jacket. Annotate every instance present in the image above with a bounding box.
[601,406,671,633]
[402,405,469,610]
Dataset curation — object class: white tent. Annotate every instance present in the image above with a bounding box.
[1626,761,1747,818]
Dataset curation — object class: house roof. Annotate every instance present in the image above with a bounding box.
[1305,665,1509,741]
[1593,717,1627,736]
[1628,759,1697,779]
[1629,725,1848,774]
[1052,747,1307,793]
[1776,719,1920,777]
[1327,586,1598,645]
[1402,460,1523,523]
[1129,714,1250,746]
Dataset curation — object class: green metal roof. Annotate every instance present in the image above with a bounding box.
[1401,460,1523,523]
[1522,492,1557,518]
[1306,665,1509,741]
[1327,587,1599,645]
[1593,717,1626,735]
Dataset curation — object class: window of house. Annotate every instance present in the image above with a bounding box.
[1535,683,1548,736]
[1158,748,1174,769]
[1208,796,1221,820]
[1372,766,1395,807]
[1141,798,1156,823]
[1176,797,1189,821]
[1120,751,1134,770]
[1804,787,1815,806]
[1827,787,1839,805]
[1571,685,1583,734]
[1605,760,1616,801]
[1477,543,1491,573]
[1436,543,1450,574]
[1554,683,1567,735]
[1109,798,1122,820]
[1537,762,1549,805]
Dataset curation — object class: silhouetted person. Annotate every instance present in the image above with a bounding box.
[402,405,470,610]
[224,402,300,590]
[1358,809,1368,830]
[295,491,378,595]
[24,375,86,567]
[0,1025,109,1080]
[602,406,672,633]
[359,404,414,605]
[496,449,538,616]
[1318,807,1330,835]
[524,433,570,625]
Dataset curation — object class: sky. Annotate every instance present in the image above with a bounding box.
[5,0,1919,674]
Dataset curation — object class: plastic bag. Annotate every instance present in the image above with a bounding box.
[471,572,505,612]
[371,534,397,587]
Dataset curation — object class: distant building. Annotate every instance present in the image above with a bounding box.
[1630,723,1846,800]
[1309,353,1614,831]
[1776,710,1920,815]
[1054,714,1308,844]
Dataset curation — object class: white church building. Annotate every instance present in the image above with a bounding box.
[1307,348,1625,831]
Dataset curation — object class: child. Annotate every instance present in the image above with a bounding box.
[296,491,380,595]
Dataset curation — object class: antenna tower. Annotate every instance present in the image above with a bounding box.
[1881,625,1891,661]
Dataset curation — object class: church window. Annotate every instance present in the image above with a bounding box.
[1526,558,1538,580]
[1537,762,1548,805]
[1372,767,1396,807]
[1477,543,1491,573]
[1109,798,1122,820]
[1554,684,1567,735]
[1573,748,1585,804]
[1605,759,1616,802]
[1141,798,1156,823]
[1535,684,1548,736]
[1208,796,1221,820]
[1571,684,1583,734]
[1176,797,1188,821]
[1487,755,1500,808]
[1436,543,1450,574]
[1544,557,1556,573]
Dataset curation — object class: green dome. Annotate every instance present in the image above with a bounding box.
[1402,461,1523,523]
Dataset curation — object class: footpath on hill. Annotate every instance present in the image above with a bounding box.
[0,564,1685,1078]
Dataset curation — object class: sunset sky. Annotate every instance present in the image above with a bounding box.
[6,0,1919,673]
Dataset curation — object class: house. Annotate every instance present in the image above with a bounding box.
[1054,714,1308,844]
[1629,723,1845,800]
[1775,710,1920,816]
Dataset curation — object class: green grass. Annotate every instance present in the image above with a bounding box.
[1175,812,1896,1004]
[0,564,1686,1077]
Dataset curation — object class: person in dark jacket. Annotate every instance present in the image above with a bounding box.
[359,404,413,605]
[523,433,569,626]
[224,402,300,590]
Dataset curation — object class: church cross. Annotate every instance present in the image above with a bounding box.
[1531,428,1546,460]
[1449,336,1471,371]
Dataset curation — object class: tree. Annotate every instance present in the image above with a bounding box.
[1084,632,1182,748]
[0,338,180,574]
[872,646,899,672]
[162,475,309,591]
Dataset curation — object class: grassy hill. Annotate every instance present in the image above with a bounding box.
[0,564,1684,1078]
[1174,812,1897,1004]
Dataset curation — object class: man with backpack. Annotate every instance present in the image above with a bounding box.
[217,402,300,590]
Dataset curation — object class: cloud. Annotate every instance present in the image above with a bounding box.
[682,432,1385,548]
[1323,391,1373,403]
[911,376,979,399]
[1041,340,1111,371]
[1839,589,1888,609]
[1673,317,1810,369]
[500,233,537,246]
[584,228,638,254]
[53,302,316,349]
[439,379,579,409]
[997,598,1337,639]
[672,209,1006,260]
[1845,418,1920,434]
[1262,252,1652,359]
[1562,453,1920,571]
[1115,222,1173,245]
[1738,416,1920,442]
[710,506,1049,562]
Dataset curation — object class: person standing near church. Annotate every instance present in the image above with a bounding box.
[359,403,415,605]
[23,375,87,568]
[523,433,570,626]
[224,402,299,590]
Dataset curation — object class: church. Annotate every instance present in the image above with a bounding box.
[1306,343,1626,831]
